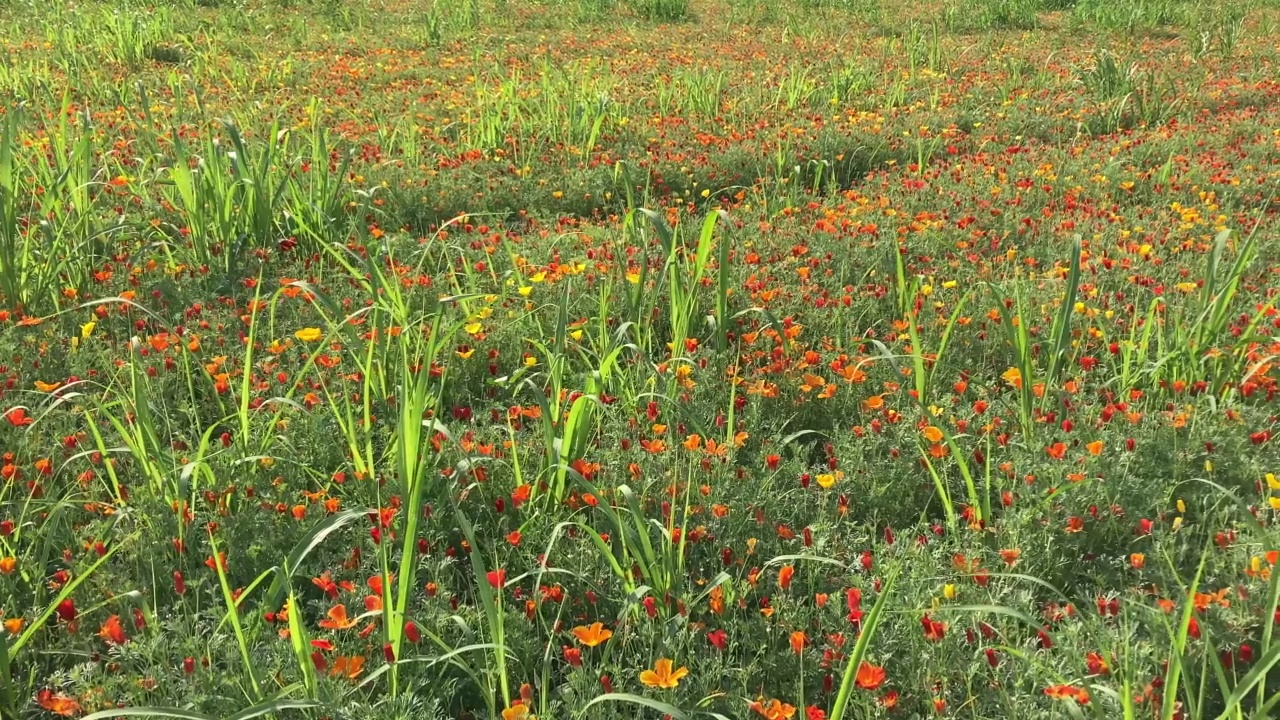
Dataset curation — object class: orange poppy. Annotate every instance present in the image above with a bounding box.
[319,604,357,630]
[749,698,797,719]
[36,689,81,717]
[641,439,667,453]
[778,565,795,590]
[98,615,127,645]
[570,622,613,648]
[501,702,534,720]
[789,630,806,654]
[709,586,725,615]
[329,654,365,679]
[855,661,886,690]
[1044,684,1090,705]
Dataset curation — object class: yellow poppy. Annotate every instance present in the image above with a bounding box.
[639,658,688,689]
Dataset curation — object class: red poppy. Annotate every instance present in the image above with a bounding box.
[55,598,76,623]
[563,646,582,667]
[98,615,127,645]
[708,628,728,650]
[921,614,947,641]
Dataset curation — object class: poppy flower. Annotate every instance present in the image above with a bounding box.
[501,703,534,720]
[205,552,228,573]
[639,658,689,689]
[36,689,82,717]
[98,615,127,645]
[846,587,863,625]
[789,630,807,654]
[1044,684,1090,705]
[55,598,76,623]
[707,628,728,650]
[1001,367,1023,389]
[294,327,323,342]
[642,596,657,618]
[749,698,797,719]
[855,661,886,690]
[318,604,357,630]
[312,571,338,599]
[329,655,365,679]
[1037,627,1054,649]
[778,565,795,590]
[640,438,667,453]
[921,614,947,641]
[816,471,842,489]
[570,622,613,647]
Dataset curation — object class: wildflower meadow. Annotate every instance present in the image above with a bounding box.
[0,0,1277,718]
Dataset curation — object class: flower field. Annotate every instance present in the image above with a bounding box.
[0,0,1278,717]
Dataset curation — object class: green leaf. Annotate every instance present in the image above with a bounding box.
[262,507,371,612]
[1213,641,1280,719]
[227,699,323,720]
[829,567,899,720]
[937,603,1041,629]
[579,692,690,720]
[13,534,130,656]
[80,708,215,720]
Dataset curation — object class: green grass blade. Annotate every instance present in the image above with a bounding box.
[829,567,899,720]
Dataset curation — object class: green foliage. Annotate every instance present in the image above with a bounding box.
[0,0,1276,718]
[632,0,691,20]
